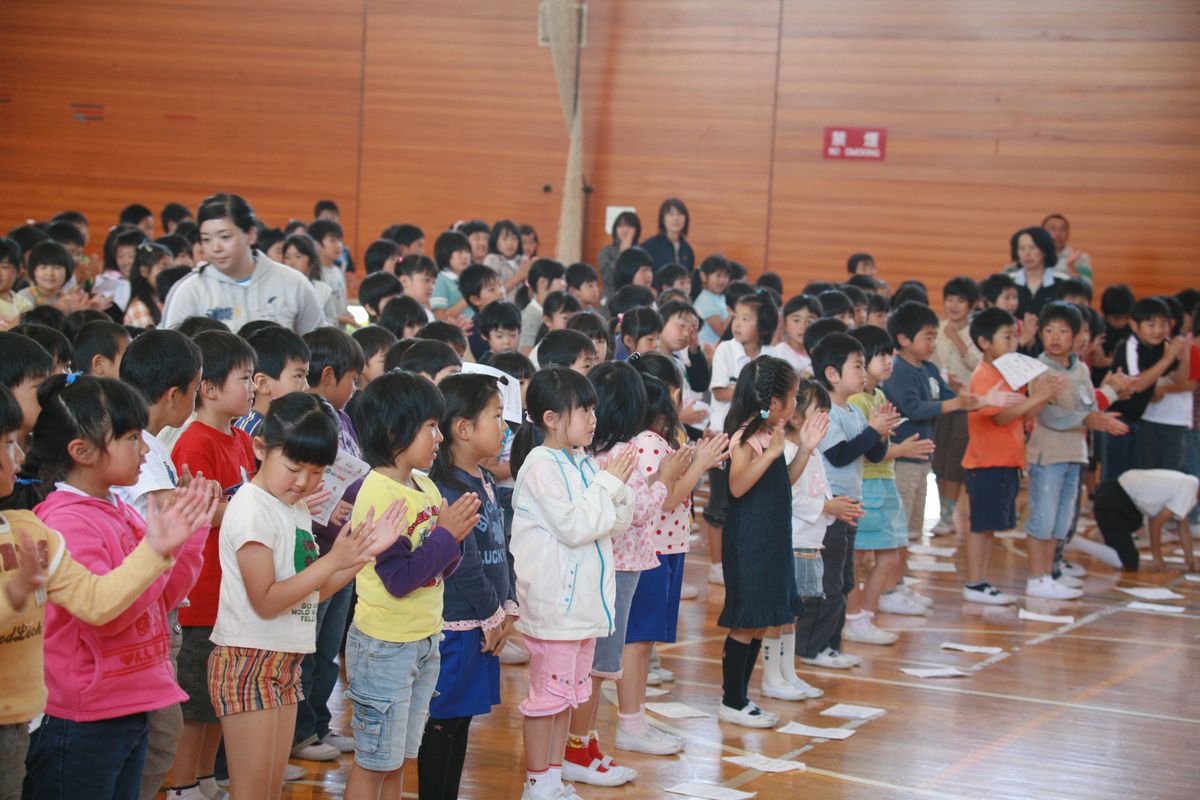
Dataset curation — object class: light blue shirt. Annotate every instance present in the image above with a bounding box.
[694,290,729,346]
[820,402,869,500]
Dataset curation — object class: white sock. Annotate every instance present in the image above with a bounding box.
[197,777,219,793]
[1066,534,1124,568]
[548,764,563,786]
[761,636,781,685]
[779,631,799,683]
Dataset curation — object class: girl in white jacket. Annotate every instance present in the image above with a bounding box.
[509,367,637,800]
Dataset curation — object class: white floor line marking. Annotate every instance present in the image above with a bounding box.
[1026,604,1123,646]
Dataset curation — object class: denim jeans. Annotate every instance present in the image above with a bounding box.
[1026,462,1082,541]
[294,580,356,745]
[25,712,149,800]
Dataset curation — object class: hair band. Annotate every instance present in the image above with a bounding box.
[759,409,770,420]
[65,371,82,385]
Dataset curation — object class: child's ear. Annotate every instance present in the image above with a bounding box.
[251,436,268,462]
[895,334,912,350]
[454,416,473,442]
[67,437,98,466]
[90,355,108,377]
[252,372,272,396]
[824,365,841,386]
[321,365,338,388]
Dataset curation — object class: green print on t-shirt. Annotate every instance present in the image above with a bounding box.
[294,527,318,574]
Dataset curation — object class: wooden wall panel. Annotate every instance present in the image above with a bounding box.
[0,0,363,250]
[766,0,1200,303]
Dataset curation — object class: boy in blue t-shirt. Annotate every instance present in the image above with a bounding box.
[694,255,732,347]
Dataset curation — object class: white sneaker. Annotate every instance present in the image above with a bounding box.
[167,787,207,800]
[556,784,585,800]
[500,638,531,665]
[197,778,228,800]
[708,563,725,585]
[842,614,898,645]
[1059,560,1088,578]
[800,647,856,669]
[1055,573,1084,589]
[834,649,862,667]
[878,590,930,617]
[1026,575,1082,600]
[283,763,307,781]
[680,583,699,600]
[785,673,825,699]
[321,733,354,753]
[899,583,935,608]
[962,584,1018,605]
[930,519,955,536]
[290,740,340,761]
[648,665,675,683]
[718,701,778,729]
[562,757,637,786]
[616,724,683,755]
[761,671,812,700]
[520,780,560,800]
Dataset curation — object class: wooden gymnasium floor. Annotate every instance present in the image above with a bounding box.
[265,482,1200,800]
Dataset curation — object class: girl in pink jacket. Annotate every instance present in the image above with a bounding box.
[23,375,214,800]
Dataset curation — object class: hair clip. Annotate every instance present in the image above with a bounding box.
[15,477,43,486]
[65,370,82,385]
[137,240,155,253]
[759,409,770,420]
[524,411,534,424]
[628,352,642,364]
[617,312,625,325]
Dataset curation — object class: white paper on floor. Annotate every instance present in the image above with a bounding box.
[820,703,885,719]
[666,781,757,799]
[899,666,970,679]
[940,642,1003,655]
[1185,574,1200,583]
[1019,608,1075,624]
[1162,556,1186,564]
[645,702,710,719]
[908,560,957,573]
[1116,586,1185,600]
[1125,601,1186,614]
[723,754,807,773]
[908,544,957,557]
[645,686,670,697]
[776,721,856,739]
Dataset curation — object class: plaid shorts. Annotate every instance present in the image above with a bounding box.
[207,646,304,717]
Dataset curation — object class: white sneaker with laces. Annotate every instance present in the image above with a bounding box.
[708,563,725,585]
[1059,560,1087,578]
[718,701,779,728]
[1026,575,1083,599]
[649,665,675,683]
[762,669,812,699]
[900,583,935,608]
[1055,573,1084,589]
[833,649,862,667]
[283,763,307,781]
[962,584,1018,605]
[290,740,340,761]
[321,733,354,753]
[616,724,683,755]
[800,647,856,669]
[786,673,824,699]
[878,590,930,616]
[842,614,898,645]
[929,519,955,536]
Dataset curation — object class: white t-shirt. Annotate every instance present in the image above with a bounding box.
[1118,470,1199,520]
[767,341,812,376]
[708,340,750,433]
[211,482,320,653]
[113,431,178,521]
[1133,336,1193,427]
[785,441,833,549]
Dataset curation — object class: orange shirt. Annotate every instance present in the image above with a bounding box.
[963,361,1027,470]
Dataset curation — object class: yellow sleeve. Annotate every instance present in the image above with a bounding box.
[45,532,174,626]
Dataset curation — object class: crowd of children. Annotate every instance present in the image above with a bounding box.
[1,195,1197,800]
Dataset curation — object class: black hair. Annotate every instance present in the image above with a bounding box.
[1131,297,1170,324]
[887,301,939,346]
[783,294,822,319]
[542,290,581,323]
[699,254,731,278]
[0,384,22,438]
[129,241,170,325]
[434,230,471,270]
[353,370,446,468]
[1010,226,1058,268]
[847,253,874,275]
[1174,289,1200,320]
[566,311,612,355]
[653,263,689,292]
[1037,300,1083,336]
[610,211,642,245]
[259,392,340,467]
[756,272,784,296]
[120,328,203,404]
[304,326,365,387]
[565,261,598,290]
[459,219,490,239]
[802,280,836,297]
[1077,303,1104,340]
[161,202,192,231]
[378,294,429,340]
[255,227,285,257]
[867,292,889,318]
[246,326,310,380]
[1101,284,1136,317]
[511,367,598,473]
[817,289,853,319]
[358,271,403,319]
[282,233,324,282]
[850,324,895,362]
[460,263,500,308]
[836,282,863,308]
[236,320,280,340]
[72,321,130,374]
[117,204,152,229]
[284,219,307,236]
[614,247,655,290]
[726,355,798,439]
[194,330,256,390]
[1158,295,1184,336]
[386,224,425,248]
[156,233,191,260]
[811,333,864,390]
[63,309,110,342]
[10,324,71,368]
[1055,277,1093,302]
[351,324,398,362]
[627,351,682,390]
[889,284,929,310]
[431,373,505,492]
[943,276,981,305]
[0,331,55,389]
[617,306,663,352]
[735,290,779,345]
[969,306,1017,348]
[0,236,20,267]
[519,224,539,247]
[383,339,419,372]
[656,198,690,237]
[156,266,192,303]
[487,219,523,256]
[538,329,596,369]
[588,361,647,455]
[46,221,85,249]
[307,218,344,245]
[658,299,699,325]
[486,350,536,380]
[175,315,226,337]
[28,240,75,281]
[724,280,756,311]
[19,305,64,332]
[796,377,832,415]
[979,272,1018,305]
[24,375,149,489]
[515,258,565,309]
[397,339,462,379]
[175,220,199,242]
[6,225,49,261]
[314,199,340,218]
[642,373,682,443]
[608,285,657,319]
[397,253,438,279]
[803,317,849,354]
[478,300,522,337]
[1041,213,1069,229]
[417,321,468,354]
[51,210,88,228]
[847,274,881,293]
[364,238,402,275]
[197,193,257,234]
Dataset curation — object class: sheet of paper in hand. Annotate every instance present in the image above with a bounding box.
[309,449,371,526]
